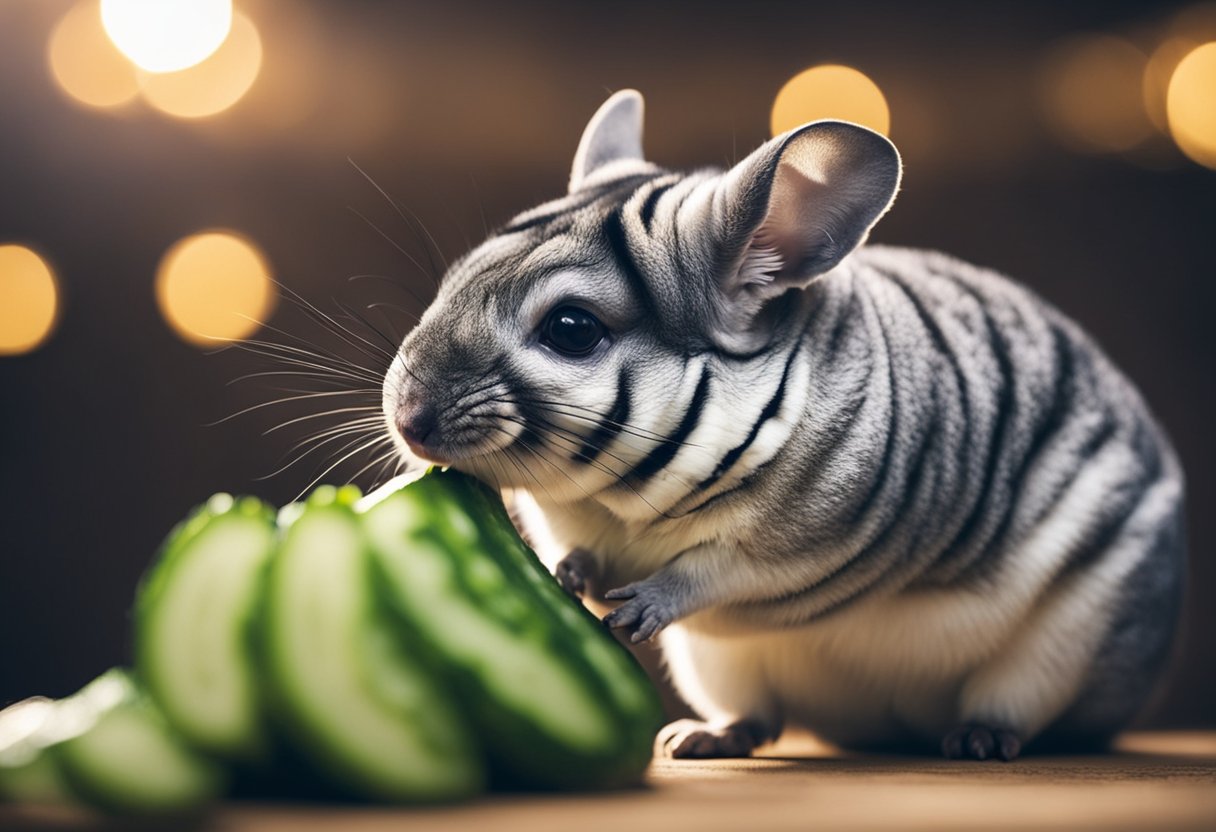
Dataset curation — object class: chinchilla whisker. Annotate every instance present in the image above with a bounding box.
[348,207,439,291]
[523,426,670,521]
[365,299,421,322]
[348,157,446,286]
[279,294,396,370]
[265,409,385,437]
[233,314,392,380]
[206,390,382,427]
[364,300,423,323]
[228,335,374,372]
[228,369,380,388]
[290,433,397,500]
[257,422,377,479]
[347,273,431,318]
[493,396,705,451]
[499,394,686,442]
[334,299,404,353]
[521,410,658,464]
[367,448,407,493]
[501,441,563,508]
[488,412,636,482]
[529,400,708,449]
[287,421,389,454]
[268,276,397,365]
[231,340,385,386]
[468,172,489,237]
[346,445,403,489]
[256,426,384,481]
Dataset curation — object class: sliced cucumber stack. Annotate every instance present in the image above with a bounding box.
[4,468,663,814]
[359,469,664,789]
[134,494,277,762]
[259,485,484,802]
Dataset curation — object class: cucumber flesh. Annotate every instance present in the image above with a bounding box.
[259,485,483,802]
[135,494,277,761]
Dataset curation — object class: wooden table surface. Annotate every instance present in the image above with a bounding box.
[4,732,1214,831]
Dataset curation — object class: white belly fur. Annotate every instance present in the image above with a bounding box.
[661,591,989,747]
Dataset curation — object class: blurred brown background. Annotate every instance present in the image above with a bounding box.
[0,0,1213,728]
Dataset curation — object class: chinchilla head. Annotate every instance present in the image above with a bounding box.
[383,89,900,510]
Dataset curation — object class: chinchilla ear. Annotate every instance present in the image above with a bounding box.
[714,120,901,303]
[569,90,648,193]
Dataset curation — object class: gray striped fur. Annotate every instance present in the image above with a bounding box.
[383,91,1186,757]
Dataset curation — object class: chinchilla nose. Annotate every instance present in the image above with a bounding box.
[395,399,439,448]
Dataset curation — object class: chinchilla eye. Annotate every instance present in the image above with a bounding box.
[541,306,605,356]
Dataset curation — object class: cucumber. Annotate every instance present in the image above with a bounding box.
[54,670,226,814]
[258,485,484,802]
[0,697,75,805]
[359,468,664,789]
[0,670,225,814]
[134,494,277,762]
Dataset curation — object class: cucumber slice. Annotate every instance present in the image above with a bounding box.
[134,494,277,761]
[0,671,224,814]
[53,670,226,814]
[360,469,663,789]
[258,485,483,802]
[0,697,75,804]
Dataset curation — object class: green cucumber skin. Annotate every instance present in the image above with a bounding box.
[453,471,664,786]
[133,494,277,763]
[365,469,664,789]
[256,486,484,803]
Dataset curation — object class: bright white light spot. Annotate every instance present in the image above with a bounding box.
[101,0,232,74]
[139,10,262,119]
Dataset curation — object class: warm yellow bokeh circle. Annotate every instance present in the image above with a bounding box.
[1167,42,1216,170]
[1040,35,1153,154]
[156,231,276,347]
[0,245,60,356]
[771,65,890,137]
[48,0,140,110]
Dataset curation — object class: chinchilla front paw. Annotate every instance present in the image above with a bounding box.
[602,579,680,643]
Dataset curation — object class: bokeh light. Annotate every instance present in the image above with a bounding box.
[1167,42,1216,169]
[0,245,60,356]
[48,0,139,110]
[155,231,276,347]
[771,65,890,137]
[101,0,232,74]
[1040,35,1154,154]
[1144,38,1200,135]
[138,11,262,119]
